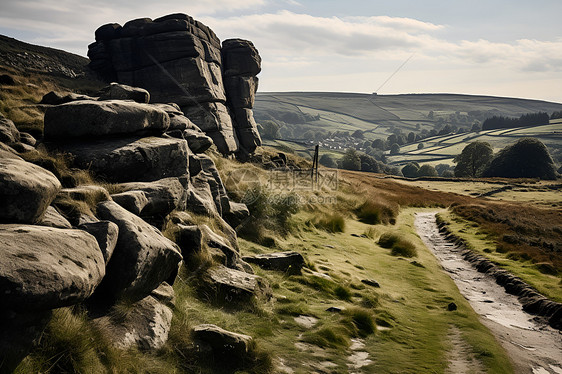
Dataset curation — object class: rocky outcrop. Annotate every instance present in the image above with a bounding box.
[0,225,105,311]
[222,39,262,156]
[0,152,61,223]
[87,13,262,158]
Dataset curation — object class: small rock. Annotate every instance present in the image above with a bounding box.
[242,251,305,274]
[326,306,343,313]
[203,265,270,304]
[193,324,253,362]
[447,302,458,311]
[361,279,381,288]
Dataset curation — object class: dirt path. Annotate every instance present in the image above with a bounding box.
[415,212,562,374]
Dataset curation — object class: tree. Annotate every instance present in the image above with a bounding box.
[389,143,400,155]
[352,130,365,139]
[401,162,420,178]
[417,143,424,150]
[407,132,415,143]
[435,163,452,176]
[482,138,556,180]
[454,141,494,177]
[319,154,337,168]
[341,148,361,171]
[418,164,438,177]
[258,120,280,140]
[372,138,385,150]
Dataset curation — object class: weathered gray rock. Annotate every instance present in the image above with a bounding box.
[221,39,261,77]
[193,323,253,359]
[79,221,119,264]
[224,76,258,109]
[0,112,20,144]
[242,251,305,274]
[39,206,72,228]
[111,190,149,215]
[98,83,150,103]
[222,39,262,154]
[44,100,169,140]
[225,201,250,228]
[0,225,105,311]
[55,136,189,183]
[0,156,61,223]
[182,129,213,153]
[119,177,187,216]
[40,91,96,105]
[188,174,219,216]
[201,225,240,267]
[93,283,174,351]
[203,265,269,304]
[95,201,182,302]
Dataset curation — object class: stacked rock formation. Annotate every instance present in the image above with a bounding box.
[0,83,268,371]
[87,13,262,157]
[222,39,262,156]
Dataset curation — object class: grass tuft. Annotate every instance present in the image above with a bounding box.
[378,232,400,248]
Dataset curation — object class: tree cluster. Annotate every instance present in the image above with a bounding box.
[481,112,549,130]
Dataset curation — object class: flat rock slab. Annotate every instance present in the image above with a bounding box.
[204,265,269,304]
[242,251,304,274]
[44,99,169,139]
[56,136,189,183]
[0,156,61,224]
[0,225,105,311]
[95,201,182,302]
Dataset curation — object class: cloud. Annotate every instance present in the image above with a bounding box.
[205,11,562,74]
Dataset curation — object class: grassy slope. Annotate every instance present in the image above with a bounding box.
[174,208,512,373]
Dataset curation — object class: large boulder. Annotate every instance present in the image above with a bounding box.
[44,100,169,140]
[0,225,105,311]
[201,225,240,267]
[221,39,261,77]
[39,206,72,229]
[95,201,182,302]
[54,136,189,183]
[39,91,96,105]
[93,282,174,351]
[111,190,149,215]
[0,155,61,223]
[118,177,188,216]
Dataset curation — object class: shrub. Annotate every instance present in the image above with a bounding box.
[378,232,400,248]
[334,285,352,301]
[315,214,346,233]
[391,240,417,258]
[356,201,397,225]
[345,308,376,337]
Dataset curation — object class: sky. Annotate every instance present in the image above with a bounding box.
[1,0,562,102]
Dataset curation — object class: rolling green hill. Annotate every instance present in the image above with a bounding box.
[255,92,562,167]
